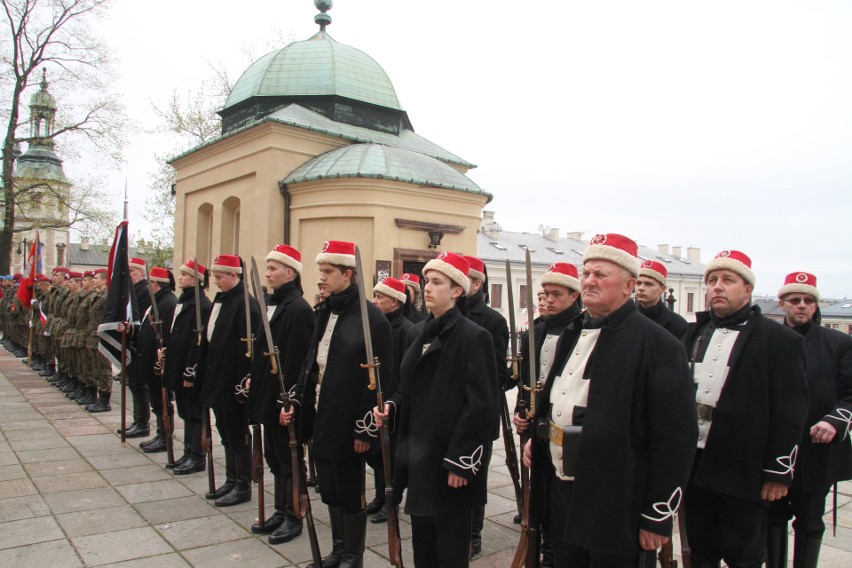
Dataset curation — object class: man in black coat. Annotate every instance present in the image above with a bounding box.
[513,262,584,568]
[400,272,426,324]
[118,257,153,438]
[523,233,697,567]
[682,250,808,568]
[376,251,499,567]
[766,272,852,568]
[287,240,391,568]
[138,267,178,454]
[245,245,315,545]
[462,254,508,559]
[163,260,212,475]
[197,254,260,507]
[366,276,413,524]
[635,260,688,339]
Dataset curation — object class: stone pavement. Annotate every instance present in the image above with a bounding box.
[1,348,851,567]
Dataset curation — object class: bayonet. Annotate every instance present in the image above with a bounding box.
[353,246,404,567]
[193,258,203,347]
[502,259,523,521]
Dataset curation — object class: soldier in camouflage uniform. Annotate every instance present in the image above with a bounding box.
[55,272,83,395]
[69,272,98,405]
[44,268,70,381]
[86,268,113,413]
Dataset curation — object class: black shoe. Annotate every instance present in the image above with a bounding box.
[268,517,303,544]
[173,458,206,475]
[513,513,522,524]
[167,454,190,470]
[364,496,385,515]
[140,436,168,453]
[124,424,150,438]
[87,391,111,413]
[252,510,287,535]
[214,486,251,507]
[470,539,482,560]
[139,434,161,450]
[370,507,388,524]
[206,482,235,500]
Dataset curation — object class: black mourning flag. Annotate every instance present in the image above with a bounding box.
[98,221,140,368]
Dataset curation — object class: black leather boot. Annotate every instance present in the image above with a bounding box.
[469,504,485,559]
[206,447,236,499]
[168,422,193,470]
[254,474,287,534]
[117,393,140,435]
[215,446,251,507]
[306,505,344,568]
[268,476,303,543]
[68,382,88,400]
[339,511,366,568]
[766,524,789,568]
[77,386,98,406]
[793,532,822,568]
[86,390,112,413]
[125,391,151,438]
[58,377,78,393]
[141,415,168,453]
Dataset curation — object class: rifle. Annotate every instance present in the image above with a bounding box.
[512,249,540,568]
[504,259,523,521]
[677,504,691,568]
[658,541,677,568]
[149,286,175,467]
[354,247,404,568]
[250,425,265,525]
[194,259,216,497]
[249,257,322,566]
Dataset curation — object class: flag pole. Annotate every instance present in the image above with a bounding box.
[121,181,129,446]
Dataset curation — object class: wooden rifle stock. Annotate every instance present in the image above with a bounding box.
[251,424,265,525]
[376,385,404,567]
[202,408,215,497]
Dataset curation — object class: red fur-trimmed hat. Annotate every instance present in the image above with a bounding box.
[373,277,407,304]
[583,233,639,277]
[705,249,754,286]
[179,259,206,279]
[129,257,146,270]
[315,240,356,268]
[462,255,486,282]
[266,244,303,274]
[423,252,470,295]
[778,272,819,302]
[400,273,420,288]
[541,262,580,292]
[149,267,171,283]
[639,260,668,286]
[211,254,242,274]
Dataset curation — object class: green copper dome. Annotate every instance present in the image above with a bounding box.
[224,31,402,112]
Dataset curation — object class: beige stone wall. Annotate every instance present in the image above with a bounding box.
[172,122,487,296]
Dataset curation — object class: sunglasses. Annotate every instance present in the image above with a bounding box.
[784,297,816,306]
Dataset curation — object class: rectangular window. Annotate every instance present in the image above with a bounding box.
[490,284,502,308]
[519,285,528,309]
[687,292,695,313]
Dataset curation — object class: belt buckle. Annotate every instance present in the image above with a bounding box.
[549,422,562,446]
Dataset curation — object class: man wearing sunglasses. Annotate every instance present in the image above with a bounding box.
[766,272,852,568]
[681,251,808,568]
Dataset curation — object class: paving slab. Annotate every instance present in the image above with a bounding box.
[44,486,126,514]
[7,433,69,451]
[96,552,191,568]
[100,463,174,485]
[181,537,290,567]
[0,476,37,498]
[156,514,250,550]
[16,445,81,463]
[24,457,94,477]
[0,463,26,481]
[87,451,154,470]
[56,505,149,538]
[0,492,51,522]
[32,470,107,493]
[0,538,83,567]
[116,479,194,504]
[0,515,65,550]
[135,495,220,525]
[72,526,174,566]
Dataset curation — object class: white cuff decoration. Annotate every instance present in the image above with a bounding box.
[641,487,682,523]
[444,445,484,475]
[182,364,197,379]
[234,376,250,398]
[355,409,379,437]
[763,445,798,476]
[830,408,852,442]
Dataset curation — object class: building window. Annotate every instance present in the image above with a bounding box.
[519,285,527,309]
[687,292,695,313]
[56,245,65,266]
[197,203,214,266]
[491,284,502,308]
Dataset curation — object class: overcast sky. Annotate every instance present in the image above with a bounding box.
[66,0,852,298]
